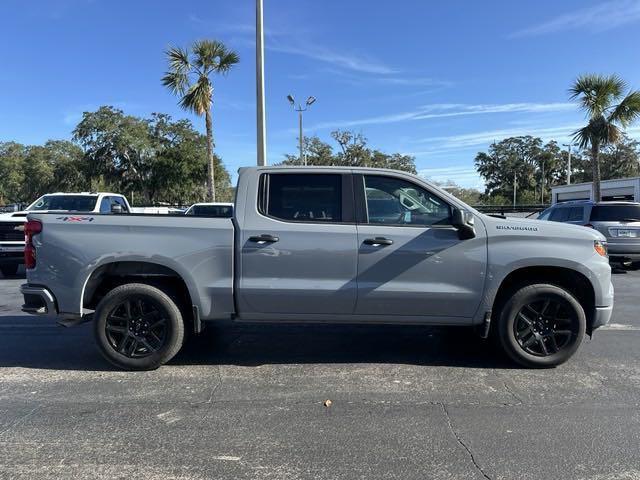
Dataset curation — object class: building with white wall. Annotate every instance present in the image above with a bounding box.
[551,177,640,204]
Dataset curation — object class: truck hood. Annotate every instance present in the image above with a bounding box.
[0,212,28,222]
[480,214,606,242]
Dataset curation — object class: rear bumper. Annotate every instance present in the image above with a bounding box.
[20,284,58,315]
[607,241,640,260]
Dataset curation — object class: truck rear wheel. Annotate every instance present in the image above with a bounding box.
[94,283,185,370]
[496,284,585,368]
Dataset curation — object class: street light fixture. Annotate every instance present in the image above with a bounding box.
[287,94,317,166]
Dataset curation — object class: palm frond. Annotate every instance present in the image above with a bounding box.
[161,71,190,95]
[569,73,627,116]
[216,51,240,74]
[178,75,212,115]
[571,125,594,150]
[165,46,191,74]
[192,39,239,73]
[608,91,640,127]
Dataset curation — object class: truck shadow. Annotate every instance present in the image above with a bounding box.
[0,315,513,370]
[176,323,514,369]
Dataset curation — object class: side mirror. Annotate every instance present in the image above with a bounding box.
[452,208,476,240]
[110,204,124,214]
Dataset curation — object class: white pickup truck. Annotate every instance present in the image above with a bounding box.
[21,167,614,370]
[0,192,132,276]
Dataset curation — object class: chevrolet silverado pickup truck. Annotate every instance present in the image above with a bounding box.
[21,167,614,370]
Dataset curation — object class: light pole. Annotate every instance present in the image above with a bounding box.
[562,143,574,185]
[256,0,267,166]
[287,95,316,165]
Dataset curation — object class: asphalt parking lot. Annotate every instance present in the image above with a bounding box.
[1,267,639,480]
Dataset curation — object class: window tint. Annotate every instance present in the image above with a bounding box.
[549,208,570,222]
[112,196,129,212]
[590,205,640,222]
[537,208,552,220]
[187,205,233,217]
[363,175,451,226]
[264,174,342,222]
[568,207,584,222]
[99,197,111,213]
[27,195,98,212]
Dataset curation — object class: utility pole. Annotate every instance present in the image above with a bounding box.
[256,0,267,166]
[513,171,517,207]
[541,160,545,204]
[562,143,573,185]
[287,95,316,166]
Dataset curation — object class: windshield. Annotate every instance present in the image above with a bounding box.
[590,205,640,222]
[27,195,98,212]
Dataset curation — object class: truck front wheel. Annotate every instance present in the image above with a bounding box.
[496,284,586,368]
[94,283,185,370]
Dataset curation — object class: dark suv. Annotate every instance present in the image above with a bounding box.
[538,201,640,265]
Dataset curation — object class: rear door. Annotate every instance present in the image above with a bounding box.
[237,171,358,316]
[353,173,487,320]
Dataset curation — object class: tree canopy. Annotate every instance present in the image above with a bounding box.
[0,106,233,206]
[280,130,417,173]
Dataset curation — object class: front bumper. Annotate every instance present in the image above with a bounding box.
[592,304,614,331]
[20,284,58,315]
[0,244,23,265]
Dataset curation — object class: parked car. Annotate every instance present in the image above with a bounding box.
[21,167,613,370]
[0,192,131,276]
[184,202,234,217]
[538,201,640,266]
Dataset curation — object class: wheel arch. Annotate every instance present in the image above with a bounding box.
[491,266,596,335]
[82,260,200,333]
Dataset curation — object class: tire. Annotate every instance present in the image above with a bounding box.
[496,284,586,368]
[0,264,19,277]
[94,283,185,370]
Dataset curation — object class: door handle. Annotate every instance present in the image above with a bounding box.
[363,237,393,246]
[248,234,279,244]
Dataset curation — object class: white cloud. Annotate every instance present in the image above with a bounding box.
[511,0,640,37]
[419,166,485,190]
[267,41,398,75]
[306,102,575,131]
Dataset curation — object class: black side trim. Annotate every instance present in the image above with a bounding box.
[353,173,368,223]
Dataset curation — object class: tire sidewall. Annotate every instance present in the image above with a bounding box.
[498,284,586,368]
[94,283,184,370]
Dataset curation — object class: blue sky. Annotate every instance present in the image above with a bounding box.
[1,0,640,188]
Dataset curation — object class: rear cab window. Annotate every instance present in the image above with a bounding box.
[590,204,640,222]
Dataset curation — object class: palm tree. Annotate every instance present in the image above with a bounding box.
[162,40,239,201]
[569,74,640,201]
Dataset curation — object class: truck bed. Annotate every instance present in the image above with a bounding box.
[27,213,235,319]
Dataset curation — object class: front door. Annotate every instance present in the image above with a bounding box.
[237,172,358,317]
[354,174,487,320]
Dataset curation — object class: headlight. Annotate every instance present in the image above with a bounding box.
[594,240,608,257]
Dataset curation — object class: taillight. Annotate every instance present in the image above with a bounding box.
[584,224,594,228]
[24,219,42,269]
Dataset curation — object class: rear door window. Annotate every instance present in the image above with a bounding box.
[590,205,640,222]
[262,173,343,223]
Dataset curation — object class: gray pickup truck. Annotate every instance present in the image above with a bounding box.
[21,167,614,370]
